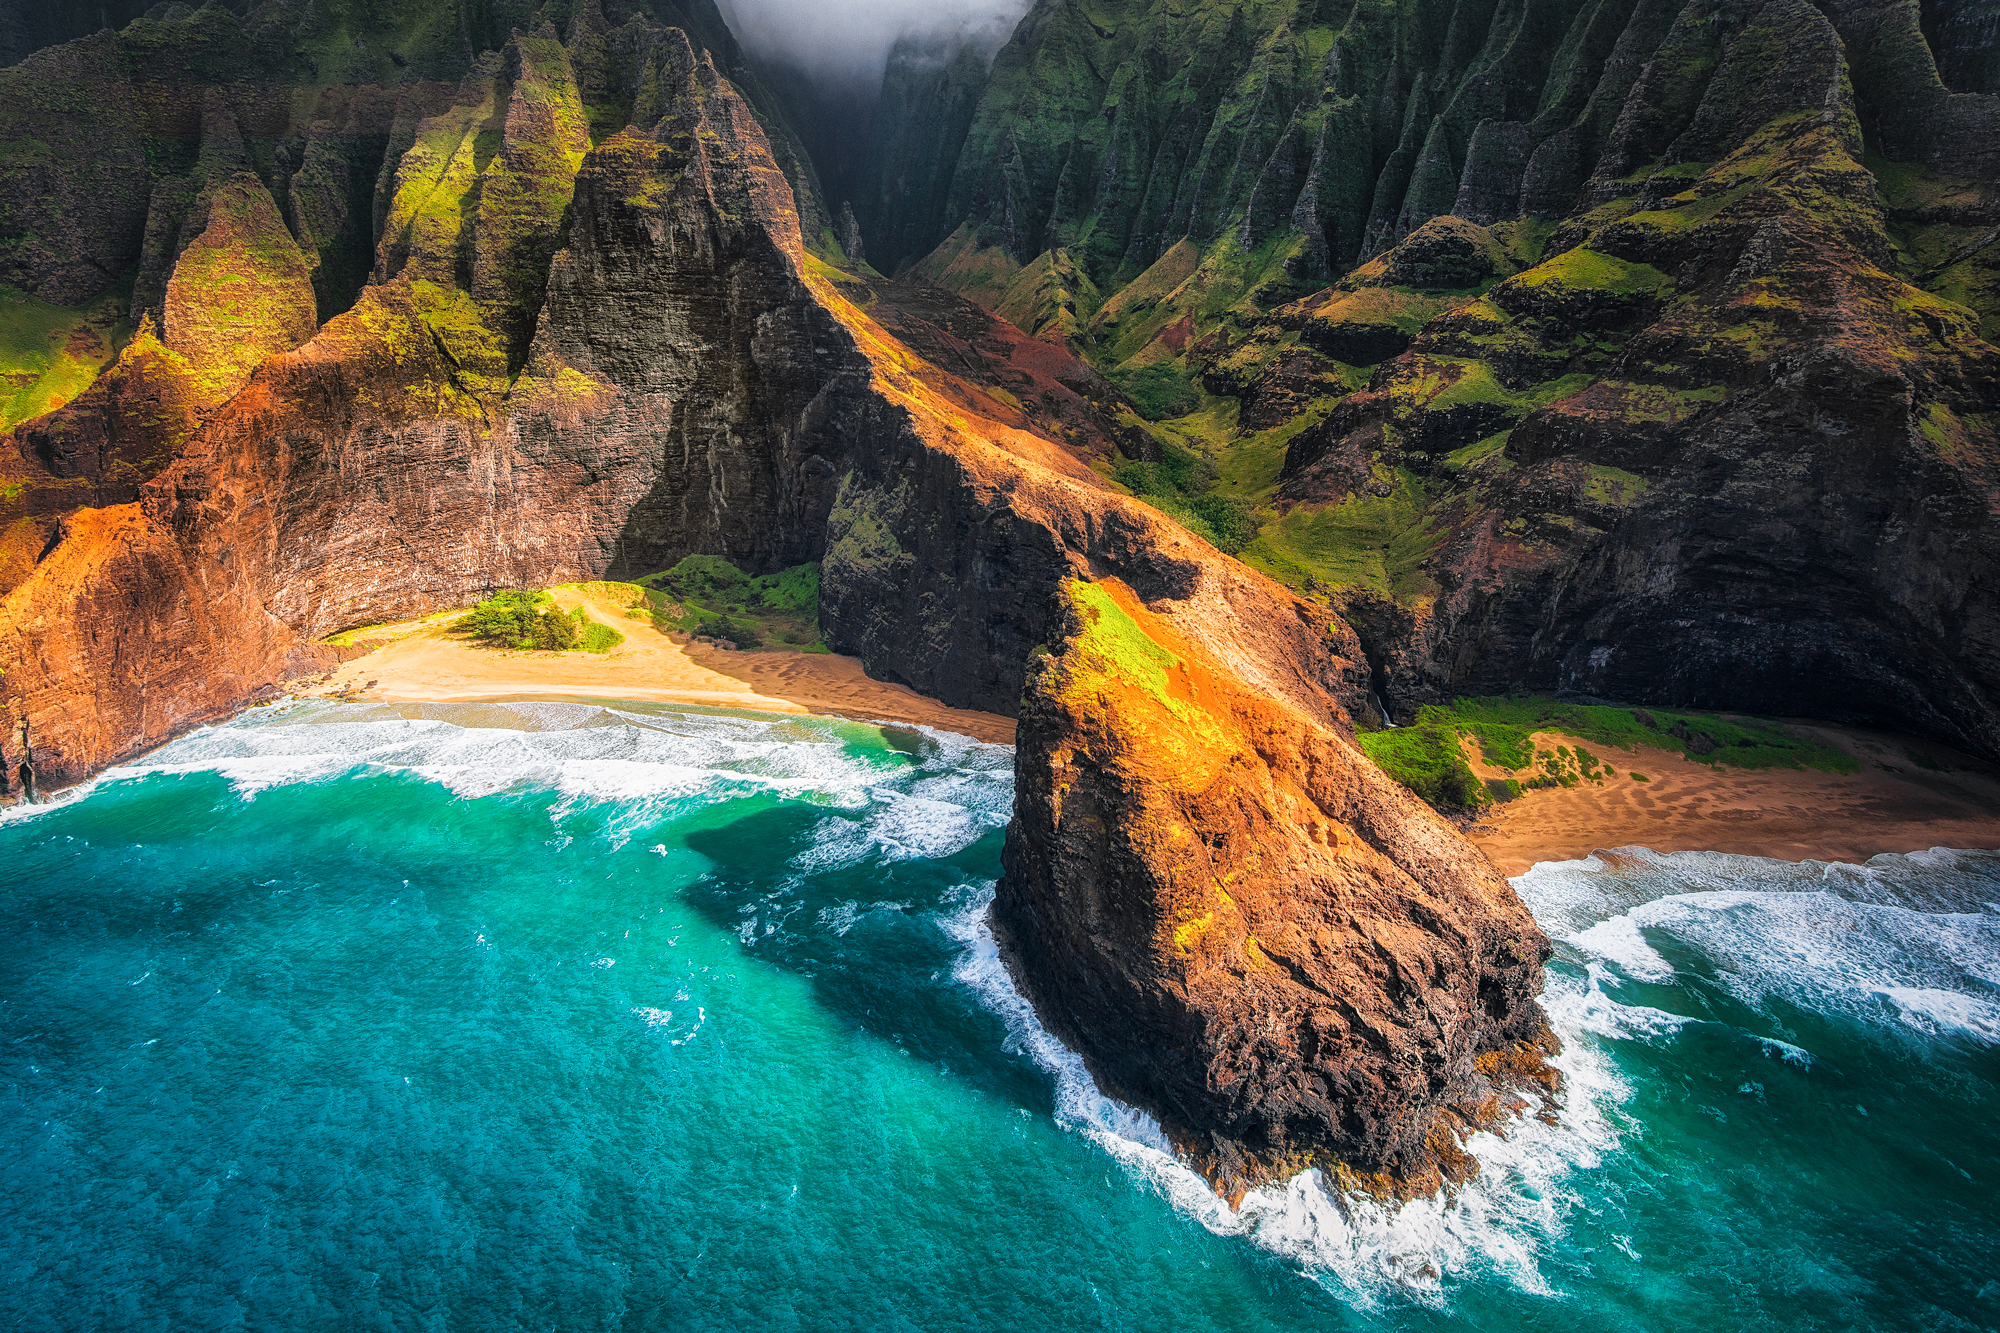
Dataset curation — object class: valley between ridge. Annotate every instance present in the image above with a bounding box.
[1,0,1995,1212]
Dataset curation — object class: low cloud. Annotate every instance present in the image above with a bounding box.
[716,0,1032,90]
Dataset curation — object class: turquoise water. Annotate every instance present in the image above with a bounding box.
[1,700,1996,1331]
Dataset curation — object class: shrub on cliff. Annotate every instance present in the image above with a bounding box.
[458,591,579,651]
[640,556,820,649]
[1355,725,1488,809]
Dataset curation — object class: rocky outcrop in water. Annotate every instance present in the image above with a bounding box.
[995,578,1556,1199]
[0,10,1560,1201]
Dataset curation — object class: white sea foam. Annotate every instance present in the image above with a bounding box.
[1518,846,2000,1052]
[941,839,2000,1301]
[1546,963,1691,1043]
[938,885,1630,1305]
[73,702,1012,856]
[631,1003,708,1046]
[1758,1037,1814,1066]
[1877,987,2000,1044]
[1568,915,1675,983]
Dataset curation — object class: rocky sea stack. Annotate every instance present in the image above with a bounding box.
[1,0,1994,1199]
[996,578,1557,1198]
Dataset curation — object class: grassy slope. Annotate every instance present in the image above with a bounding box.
[0,284,130,431]
[1356,695,1859,811]
[632,556,828,651]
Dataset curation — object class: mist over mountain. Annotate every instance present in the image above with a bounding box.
[716,0,1027,90]
[715,0,1030,236]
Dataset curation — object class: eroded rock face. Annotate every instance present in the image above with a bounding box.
[1,35,837,781]
[1271,7,2000,758]
[995,579,1555,1199]
[0,19,1558,1204]
[531,37,858,578]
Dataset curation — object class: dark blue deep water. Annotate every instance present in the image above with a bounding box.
[1,700,1995,1331]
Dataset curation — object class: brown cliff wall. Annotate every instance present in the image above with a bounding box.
[994,579,1555,1200]
[0,31,1559,1202]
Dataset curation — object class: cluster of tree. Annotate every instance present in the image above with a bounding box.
[458,591,583,651]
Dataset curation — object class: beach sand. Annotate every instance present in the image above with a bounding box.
[1462,722,2000,875]
[309,595,1998,869]
[304,587,1016,744]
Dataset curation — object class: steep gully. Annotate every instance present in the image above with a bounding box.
[0,15,1555,1197]
[845,0,2000,758]
[2,0,1996,1201]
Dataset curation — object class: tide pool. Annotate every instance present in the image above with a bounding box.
[1,701,1994,1331]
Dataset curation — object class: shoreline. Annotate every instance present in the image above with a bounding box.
[1460,720,2000,876]
[295,594,1998,873]
[300,587,1018,745]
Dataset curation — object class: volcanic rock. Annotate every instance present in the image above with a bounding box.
[996,578,1555,1199]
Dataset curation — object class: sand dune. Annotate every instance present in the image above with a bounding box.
[305,588,1016,744]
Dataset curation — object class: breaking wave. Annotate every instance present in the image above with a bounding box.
[7,701,1995,1322]
[13,697,1014,858]
[940,885,1628,1306]
[941,842,2000,1304]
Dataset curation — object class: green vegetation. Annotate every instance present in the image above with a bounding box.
[1443,431,1512,472]
[1585,465,1650,505]
[1354,726,1486,809]
[1114,438,1258,553]
[1356,695,1855,811]
[634,555,825,650]
[994,248,1101,342]
[1066,580,1183,715]
[449,590,625,654]
[0,283,129,431]
[1107,362,1200,420]
[458,590,583,651]
[1425,696,1856,771]
[1242,470,1444,601]
[163,177,318,407]
[578,620,624,654]
[1506,248,1670,299]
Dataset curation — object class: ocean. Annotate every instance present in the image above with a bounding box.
[1,700,1994,1331]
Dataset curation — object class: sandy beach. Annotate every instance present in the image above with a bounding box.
[304,587,1016,744]
[1462,722,2000,875]
[308,594,1999,870]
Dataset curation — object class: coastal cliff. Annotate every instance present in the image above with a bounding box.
[0,5,1561,1198]
[996,578,1555,1199]
[842,0,2000,757]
